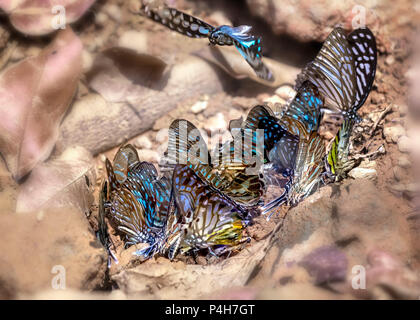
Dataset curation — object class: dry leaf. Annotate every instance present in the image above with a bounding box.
[0,0,96,36]
[16,146,95,214]
[193,46,300,87]
[87,47,170,103]
[0,28,82,180]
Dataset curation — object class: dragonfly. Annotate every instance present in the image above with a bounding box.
[295,27,377,122]
[161,164,252,260]
[104,146,172,259]
[139,4,274,81]
[160,119,265,208]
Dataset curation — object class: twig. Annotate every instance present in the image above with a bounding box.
[369,105,392,136]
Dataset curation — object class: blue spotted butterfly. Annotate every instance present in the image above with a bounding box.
[296,27,377,121]
[139,4,274,81]
[105,145,172,258]
[162,164,252,260]
[256,82,325,217]
[160,119,265,208]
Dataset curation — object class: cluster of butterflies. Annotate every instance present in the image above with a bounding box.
[97,7,378,265]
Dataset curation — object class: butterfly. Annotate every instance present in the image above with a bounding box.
[161,119,265,207]
[261,132,326,218]
[161,164,251,259]
[236,104,300,178]
[105,146,172,258]
[97,180,119,267]
[324,119,359,182]
[255,82,325,217]
[139,4,274,81]
[296,27,377,121]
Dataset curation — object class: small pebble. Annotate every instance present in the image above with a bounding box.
[398,156,411,168]
[385,55,395,65]
[137,149,159,163]
[393,166,405,181]
[95,12,108,26]
[100,154,107,163]
[275,85,296,101]
[105,4,122,22]
[383,125,406,143]
[118,31,148,53]
[191,96,208,114]
[134,135,152,149]
[348,167,377,181]
[397,136,410,153]
[205,113,227,132]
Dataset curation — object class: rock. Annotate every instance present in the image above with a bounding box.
[137,149,159,163]
[264,95,286,106]
[392,104,408,117]
[190,96,208,114]
[205,112,227,132]
[351,250,420,299]
[82,49,93,73]
[299,246,348,285]
[393,166,405,182]
[248,180,413,292]
[95,12,108,26]
[275,85,296,101]
[398,156,411,169]
[0,208,107,298]
[105,4,122,22]
[133,135,152,149]
[383,125,405,143]
[397,136,411,153]
[348,168,377,180]
[385,55,395,65]
[117,31,148,54]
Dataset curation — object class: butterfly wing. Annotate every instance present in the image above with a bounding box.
[171,165,247,255]
[290,132,326,204]
[325,118,356,181]
[140,5,215,38]
[222,26,274,82]
[296,27,377,120]
[112,144,140,184]
[296,27,357,117]
[347,28,377,112]
[124,161,170,229]
[280,81,323,140]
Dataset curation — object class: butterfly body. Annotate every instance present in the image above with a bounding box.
[163,165,250,258]
[324,119,358,182]
[296,27,377,121]
[139,5,274,81]
[105,147,171,259]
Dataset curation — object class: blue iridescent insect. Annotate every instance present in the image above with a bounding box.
[139,4,274,81]
[160,119,265,208]
[242,82,325,218]
[296,27,377,121]
[105,145,172,259]
[162,164,252,260]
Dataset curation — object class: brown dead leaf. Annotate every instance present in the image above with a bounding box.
[0,28,82,180]
[0,0,96,36]
[16,146,95,214]
[193,46,300,87]
[87,47,170,103]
